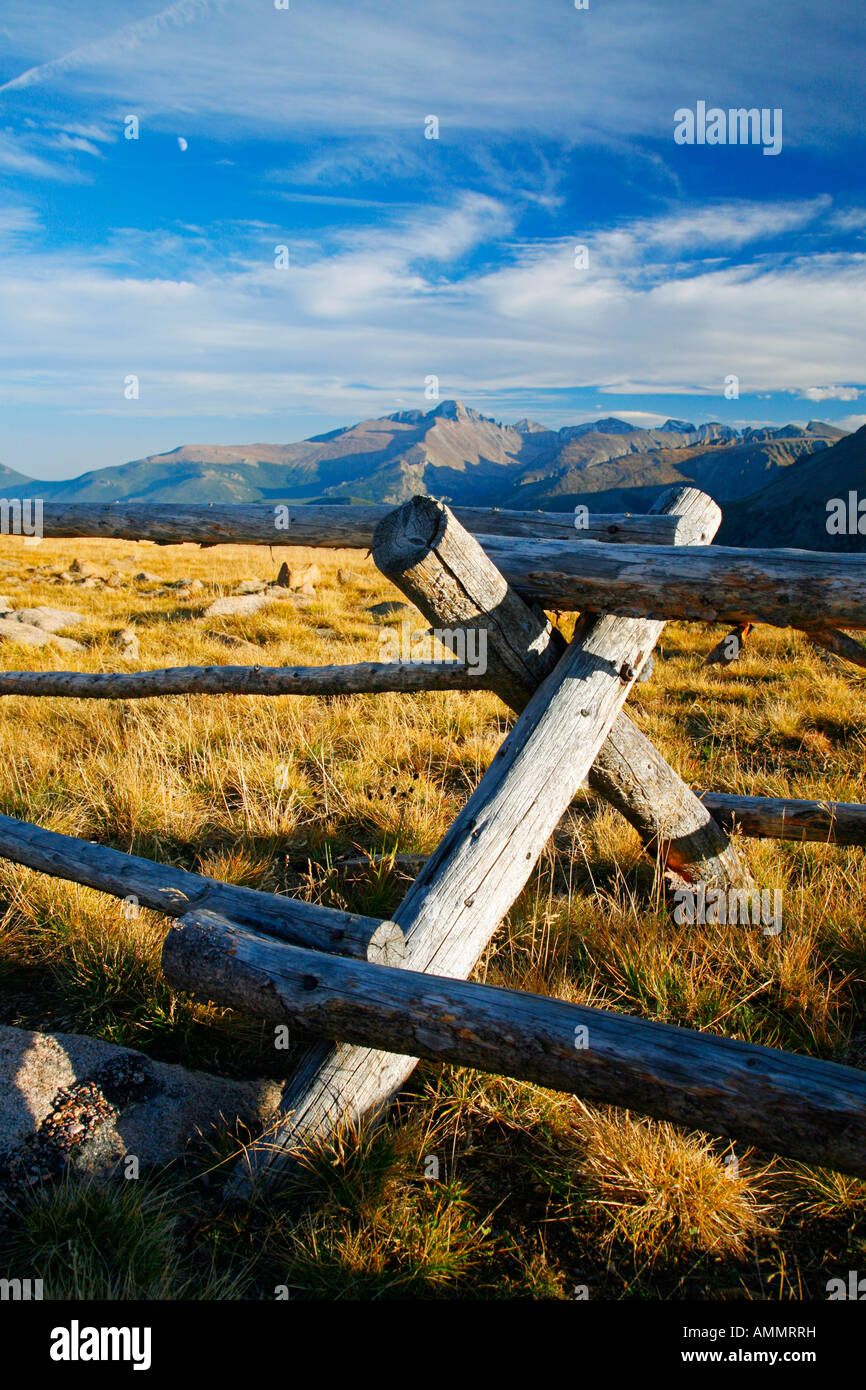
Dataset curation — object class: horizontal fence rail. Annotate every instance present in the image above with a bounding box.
[31,500,683,548]
[0,812,403,964]
[474,535,866,631]
[699,793,866,847]
[0,661,487,700]
[21,502,866,631]
[164,909,866,1178]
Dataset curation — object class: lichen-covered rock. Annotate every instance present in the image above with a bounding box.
[112,626,140,661]
[0,1026,282,1187]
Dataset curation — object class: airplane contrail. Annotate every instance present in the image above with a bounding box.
[0,0,223,95]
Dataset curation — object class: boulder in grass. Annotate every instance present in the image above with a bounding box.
[234,579,266,595]
[68,559,106,581]
[366,600,415,619]
[0,617,84,652]
[203,592,274,619]
[8,606,84,633]
[134,571,162,584]
[0,1026,282,1186]
[275,562,319,593]
[0,597,14,614]
[205,631,264,660]
[265,588,315,608]
[112,626,140,661]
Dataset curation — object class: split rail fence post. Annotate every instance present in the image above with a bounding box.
[226,489,722,1192]
[373,485,751,891]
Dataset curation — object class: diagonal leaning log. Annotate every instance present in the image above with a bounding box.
[372,486,750,891]
[226,508,705,1191]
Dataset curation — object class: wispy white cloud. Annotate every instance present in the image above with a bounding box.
[0,130,85,180]
[0,0,861,147]
[0,194,863,433]
[0,0,224,94]
[801,385,861,402]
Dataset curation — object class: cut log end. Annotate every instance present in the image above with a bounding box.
[371,495,447,576]
[366,919,406,967]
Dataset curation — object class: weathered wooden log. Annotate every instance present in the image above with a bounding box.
[321,791,866,860]
[806,627,866,669]
[586,717,753,887]
[228,507,692,1189]
[32,500,682,550]
[698,793,866,847]
[588,491,752,889]
[0,812,403,964]
[0,661,486,701]
[374,488,749,890]
[701,623,866,670]
[703,623,752,667]
[167,910,866,1179]
[471,535,866,632]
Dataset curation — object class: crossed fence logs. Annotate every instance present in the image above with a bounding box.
[1,489,865,1184]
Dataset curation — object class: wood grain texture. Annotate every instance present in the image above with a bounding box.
[229,513,682,1188]
[33,500,682,550]
[373,488,747,890]
[0,811,403,964]
[587,715,752,888]
[472,535,866,631]
[698,793,866,847]
[167,910,866,1179]
[0,661,486,700]
[587,489,750,890]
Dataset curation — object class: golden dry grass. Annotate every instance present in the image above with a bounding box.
[0,534,864,1299]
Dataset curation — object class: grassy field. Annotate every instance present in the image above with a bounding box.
[0,534,864,1301]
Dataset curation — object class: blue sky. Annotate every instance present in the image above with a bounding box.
[0,0,864,479]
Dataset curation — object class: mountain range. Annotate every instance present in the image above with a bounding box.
[3,400,863,550]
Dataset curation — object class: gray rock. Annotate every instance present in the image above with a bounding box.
[203,593,274,619]
[265,586,314,607]
[9,606,84,633]
[0,617,84,652]
[112,626,140,661]
[68,559,105,580]
[234,579,266,595]
[0,1026,282,1183]
[274,562,319,593]
[0,596,14,613]
[205,631,264,659]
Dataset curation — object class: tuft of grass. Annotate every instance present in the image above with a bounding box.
[573,1108,774,1266]
[0,1174,246,1300]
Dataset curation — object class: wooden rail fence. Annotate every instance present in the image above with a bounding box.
[1,488,864,1188]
